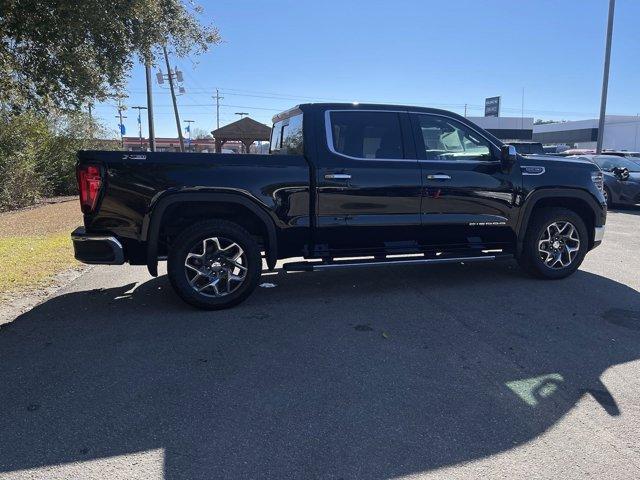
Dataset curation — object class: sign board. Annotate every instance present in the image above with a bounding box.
[484,96,501,117]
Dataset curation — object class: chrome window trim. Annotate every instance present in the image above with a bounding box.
[324,110,412,162]
[324,109,502,164]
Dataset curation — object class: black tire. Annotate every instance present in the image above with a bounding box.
[167,220,262,310]
[518,207,589,279]
[603,186,613,208]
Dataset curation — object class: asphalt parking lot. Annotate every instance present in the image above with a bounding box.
[1,209,639,480]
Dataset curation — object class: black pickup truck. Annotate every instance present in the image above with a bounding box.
[72,103,607,309]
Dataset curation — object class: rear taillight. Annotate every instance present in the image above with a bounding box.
[77,164,102,214]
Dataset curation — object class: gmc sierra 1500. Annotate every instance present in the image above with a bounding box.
[72,103,606,309]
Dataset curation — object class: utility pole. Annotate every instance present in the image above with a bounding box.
[145,63,156,152]
[596,0,616,154]
[163,45,185,152]
[115,99,127,149]
[464,104,467,117]
[184,120,195,152]
[132,106,148,150]
[213,88,224,130]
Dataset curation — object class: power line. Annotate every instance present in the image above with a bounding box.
[93,87,639,124]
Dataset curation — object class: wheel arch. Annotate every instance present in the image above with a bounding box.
[145,192,278,276]
[517,188,604,256]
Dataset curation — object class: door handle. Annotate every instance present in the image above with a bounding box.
[426,174,451,180]
[324,173,351,180]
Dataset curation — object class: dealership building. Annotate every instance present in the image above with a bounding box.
[466,115,640,151]
[532,116,640,151]
[468,116,534,141]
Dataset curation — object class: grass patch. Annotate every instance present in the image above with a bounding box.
[0,233,78,300]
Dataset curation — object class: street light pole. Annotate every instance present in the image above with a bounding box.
[596,0,616,154]
[145,62,156,152]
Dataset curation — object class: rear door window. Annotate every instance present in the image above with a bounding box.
[329,111,403,159]
[271,114,303,155]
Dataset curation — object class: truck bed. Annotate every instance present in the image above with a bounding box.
[77,150,311,243]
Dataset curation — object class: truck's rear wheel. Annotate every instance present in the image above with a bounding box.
[167,220,262,309]
[518,207,588,279]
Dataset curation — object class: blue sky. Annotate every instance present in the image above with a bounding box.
[92,0,640,138]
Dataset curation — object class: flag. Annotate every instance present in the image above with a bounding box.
[119,124,126,135]
[185,124,190,134]
[137,111,141,125]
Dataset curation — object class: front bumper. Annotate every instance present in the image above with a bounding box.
[71,227,125,265]
[593,225,605,248]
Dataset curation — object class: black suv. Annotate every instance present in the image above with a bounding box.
[72,103,607,309]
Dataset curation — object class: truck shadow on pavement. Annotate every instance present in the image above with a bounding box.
[1,262,640,478]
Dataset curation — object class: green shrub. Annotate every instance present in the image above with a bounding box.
[0,110,115,211]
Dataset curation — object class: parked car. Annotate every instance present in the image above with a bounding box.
[560,148,596,156]
[72,103,607,309]
[601,150,640,159]
[543,144,570,154]
[506,141,545,155]
[569,155,640,207]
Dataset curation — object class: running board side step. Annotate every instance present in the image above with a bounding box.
[283,253,514,272]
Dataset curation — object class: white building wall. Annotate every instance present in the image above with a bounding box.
[601,117,640,151]
[534,116,640,151]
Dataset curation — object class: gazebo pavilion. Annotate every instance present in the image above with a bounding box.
[211,117,271,153]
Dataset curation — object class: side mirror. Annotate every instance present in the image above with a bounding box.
[613,166,630,181]
[501,145,517,168]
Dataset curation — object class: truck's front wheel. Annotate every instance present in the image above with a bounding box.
[167,220,262,309]
[518,207,589,279]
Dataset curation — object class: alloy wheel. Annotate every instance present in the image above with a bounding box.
[537,221,581,269]
[184,237,248,297]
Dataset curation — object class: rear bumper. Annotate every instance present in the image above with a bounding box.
[71,227,125,265]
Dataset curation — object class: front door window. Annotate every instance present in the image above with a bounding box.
[415,114,494,162]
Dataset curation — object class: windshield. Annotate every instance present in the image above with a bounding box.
[594,156,640,172]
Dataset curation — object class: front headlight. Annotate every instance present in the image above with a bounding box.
[591,171,604,192]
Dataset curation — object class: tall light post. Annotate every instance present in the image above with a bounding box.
[596,0,616,154]
[145,63,156,152]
